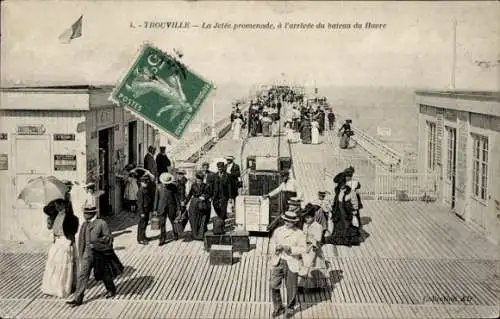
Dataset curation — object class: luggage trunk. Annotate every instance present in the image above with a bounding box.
[209,245,233,265]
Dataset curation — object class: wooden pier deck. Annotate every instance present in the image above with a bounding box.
[0,130,498,318]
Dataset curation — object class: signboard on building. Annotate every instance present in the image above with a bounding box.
[0,154,8,170]
[97,109,114,128]
[54,134,76,141]
[110,43,214,139]
[17,125,46,135]
[377,127,391,137]
[54,154,77,171]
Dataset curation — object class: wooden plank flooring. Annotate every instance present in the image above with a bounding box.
[1,129,498,318]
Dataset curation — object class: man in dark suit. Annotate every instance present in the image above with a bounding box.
[156,146,171,175]
[137,175,154,244]
[67,207,120,307]
[201,162,216,193]
[224,155,241,203]
[144,145,158,181]
[212,161,232,221]
[201,162,216,232]
[327,111,335,130]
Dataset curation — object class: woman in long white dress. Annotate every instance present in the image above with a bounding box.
[299,209,329,289]
[232,114,243,140]
[41,199,79,298]
[311,120,320,144]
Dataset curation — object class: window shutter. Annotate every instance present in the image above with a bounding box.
[436,109,444,166]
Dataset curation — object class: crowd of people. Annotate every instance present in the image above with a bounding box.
[38,85,361,312]
[39,142,244,306]
[269,165,364,317]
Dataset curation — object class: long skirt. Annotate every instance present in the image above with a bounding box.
[311,127,319,144]
[232,122,241,140]
[299,247,329,289]
[41,237,77,298]
[340,134,349,149]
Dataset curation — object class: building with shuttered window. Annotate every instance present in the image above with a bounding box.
[416,90,500,244]
[0,85,159,241]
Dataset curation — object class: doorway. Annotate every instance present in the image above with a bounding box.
[444,126,457,211]
[98,128,114,215]
[128,121,137,165]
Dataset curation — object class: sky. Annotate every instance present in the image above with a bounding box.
[1,1,499,90]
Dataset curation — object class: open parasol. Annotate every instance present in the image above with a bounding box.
[17,176,69,206]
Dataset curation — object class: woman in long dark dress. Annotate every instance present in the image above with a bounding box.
[186,171,212,240]
[331,171,347,245]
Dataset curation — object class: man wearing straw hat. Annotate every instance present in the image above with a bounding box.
[154,172,181,246]
[270,209,308,318]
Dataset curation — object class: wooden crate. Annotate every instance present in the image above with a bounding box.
[204,232,231,250]
[209,245,233,265]
[204,231,251,252]
[231,230,250,252]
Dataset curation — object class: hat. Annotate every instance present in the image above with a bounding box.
[217,161,225,168]
[62,180,73,186]
[318,191,326,196]
[159,172,175,184]
[83,206,98,215]
[201,161,210,166]
[83,182,96,188]
[195,171,205,180]
[333,172,346,184]
[140,175,151,181]
[176,169,186,175]
[280,170,290,177]
[160,146,166,151]
[344,166,355,177]
[225,155,235,160]
[281,209,300,223]
[288,197,302,207]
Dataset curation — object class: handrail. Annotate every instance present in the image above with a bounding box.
[336,115,403,168]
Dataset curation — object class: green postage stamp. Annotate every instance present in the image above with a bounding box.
[110,43,214,139]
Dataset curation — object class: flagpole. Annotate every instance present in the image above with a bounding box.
[450,19,457,90]
[211,89,216,139]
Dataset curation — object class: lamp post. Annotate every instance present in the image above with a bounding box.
[211,87,217,139]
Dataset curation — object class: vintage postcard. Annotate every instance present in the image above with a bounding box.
[0,1,498,318]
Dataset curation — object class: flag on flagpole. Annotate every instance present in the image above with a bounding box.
[59,15,83,44]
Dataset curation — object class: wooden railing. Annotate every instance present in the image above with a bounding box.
[336,115,404,171]
[171,106,249,163]
[325,171,439,201]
